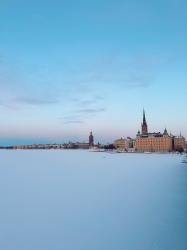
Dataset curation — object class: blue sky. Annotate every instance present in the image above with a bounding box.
[0,0,187,145]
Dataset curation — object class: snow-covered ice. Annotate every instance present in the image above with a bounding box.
[0,150,187,250]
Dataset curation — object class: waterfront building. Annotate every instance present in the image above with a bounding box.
[173,135,186,151]
[135,111,173,152]
[113,138,129,150]
[113,137,136,152]
[136,131,173,152]
[76,142,90,149]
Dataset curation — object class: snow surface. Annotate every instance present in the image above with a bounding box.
[0,150,187,250]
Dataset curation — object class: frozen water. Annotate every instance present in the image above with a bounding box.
[0,150,187,250]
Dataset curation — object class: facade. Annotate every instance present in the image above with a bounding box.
[135,111,173,152]
[127,137,136,150]
[76,142,90,149]
[173,135,186,151]
[113,138,129,150]
[136,133,173,152]
[113,137,136,152]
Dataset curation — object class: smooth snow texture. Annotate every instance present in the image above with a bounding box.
[0,150,187,250]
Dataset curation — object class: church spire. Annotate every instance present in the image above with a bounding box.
[141,109,148,134]
[143,109,146,124]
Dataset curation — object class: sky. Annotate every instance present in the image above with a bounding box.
[0,0,187,145]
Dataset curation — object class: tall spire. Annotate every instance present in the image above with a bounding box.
[143,109,146,124]
[141,109,148,134]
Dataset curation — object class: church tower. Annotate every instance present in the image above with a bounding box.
[141,109,148,134]
[89,131,94,147]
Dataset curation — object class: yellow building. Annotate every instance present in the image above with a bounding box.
[135,133,173,152]
[174,136,186,151]
[113,138,129,150]
[135,111,173,152]
[114,111,186,153]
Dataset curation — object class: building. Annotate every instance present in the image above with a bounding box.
[136,132,173,152]
[113,137,136,152]
[135,111,173,152]
[76,142,90,149]
[113,138,129,150]
[89,131,94,147]
[173,135,186,152]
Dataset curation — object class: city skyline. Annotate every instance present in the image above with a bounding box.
[0,0,187,145]
[0,109,185,146]
[2,110,186,153]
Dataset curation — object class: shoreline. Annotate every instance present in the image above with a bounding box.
[0,147,184,155]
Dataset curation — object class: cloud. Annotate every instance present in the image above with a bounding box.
[124,74,155,89]
[62,53,163,94]
[61,106,106,125]
[12,96,59,105]
[0,55,62,108]
[77,108,106,114]
[73,95,105,107]
[0,95,59,109]
[60,116,84,125]
[63,120,84,124]
[126,82,151,88]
